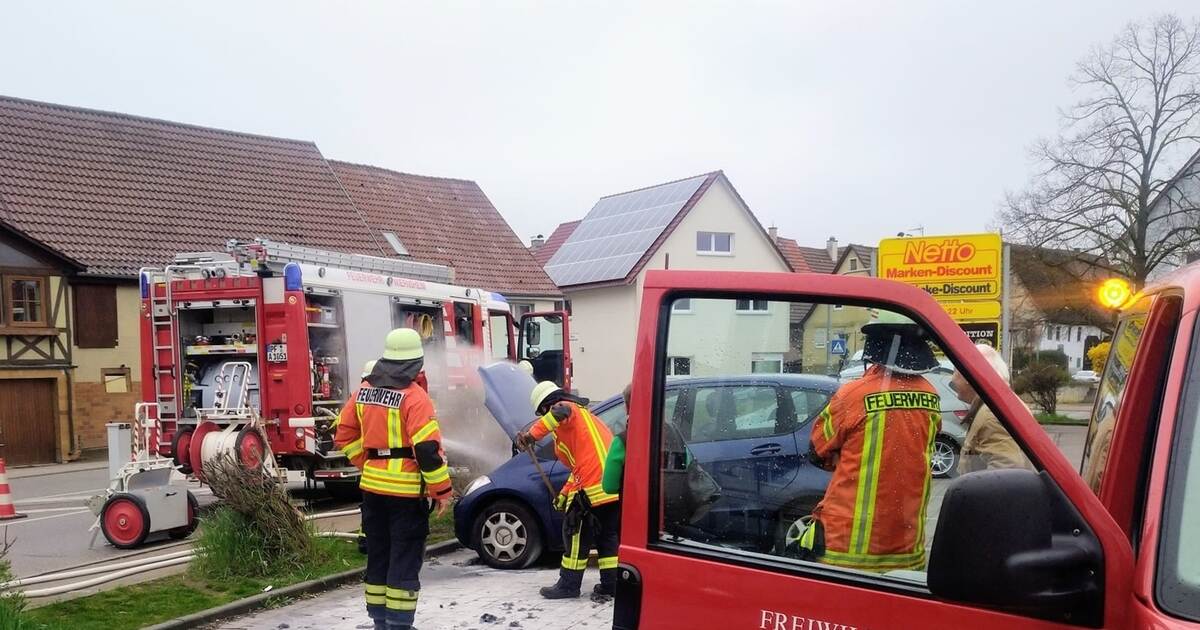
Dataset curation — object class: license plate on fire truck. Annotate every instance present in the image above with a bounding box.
[267,344,288,363]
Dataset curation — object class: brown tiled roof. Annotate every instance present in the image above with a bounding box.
[532,220,579,267]
[1010,244,1111,326]
[797,246,837,274]
[835,244,877,274]
[0,95,384,277]
[328,161,560,297]
[774,237,813,273]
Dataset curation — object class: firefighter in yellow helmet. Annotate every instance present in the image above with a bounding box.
[516,381,620,598]
[336,329,453,630]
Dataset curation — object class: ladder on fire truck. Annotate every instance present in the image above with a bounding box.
[224,238,456,284]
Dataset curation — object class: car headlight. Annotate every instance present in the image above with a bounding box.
[463,475,492,497]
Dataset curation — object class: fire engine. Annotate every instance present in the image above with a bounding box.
[614,267,1200,629]
[136,239,570,500]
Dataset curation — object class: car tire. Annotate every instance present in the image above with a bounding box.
[931,436,959,479]
[472,499,544,570]
[325,480,363,503]
[773,500,817,557]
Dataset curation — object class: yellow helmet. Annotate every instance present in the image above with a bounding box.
[360,360,377,380]
[382,328,423,361]
[530,381,561,413]
[517,361,534,375]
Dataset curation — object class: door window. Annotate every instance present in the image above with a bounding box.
[1081,299,1149,494]
[656,297,1034,587]
[488,313,512,361]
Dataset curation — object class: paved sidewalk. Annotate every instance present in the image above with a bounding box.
[216,548,614,629]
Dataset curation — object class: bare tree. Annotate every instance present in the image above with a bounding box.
[1001,15,1200,286]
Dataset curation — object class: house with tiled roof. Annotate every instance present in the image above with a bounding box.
[791,238,878,374]
[328,161,561,313]
[0,95,556,457]
[530,220,580,270]
[542,171,793,397]
[1009,244,1111,372]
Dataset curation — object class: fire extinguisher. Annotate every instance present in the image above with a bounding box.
[318,361,331,399]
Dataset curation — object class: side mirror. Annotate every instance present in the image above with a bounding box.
[525,321,541,347]
[928,469,1103,626]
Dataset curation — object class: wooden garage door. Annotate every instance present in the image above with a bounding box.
[0,379,57,466]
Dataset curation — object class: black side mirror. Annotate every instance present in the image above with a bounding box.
[928,469,1104,627]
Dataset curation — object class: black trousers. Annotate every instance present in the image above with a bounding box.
[361,491,429,628]
[559,500,620,589]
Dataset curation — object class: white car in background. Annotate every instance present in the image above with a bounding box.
[1072,370,1101,384]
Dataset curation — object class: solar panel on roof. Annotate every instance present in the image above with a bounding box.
[545,175,708,286]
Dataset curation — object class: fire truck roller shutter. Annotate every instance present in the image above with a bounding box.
[340,292,395,393]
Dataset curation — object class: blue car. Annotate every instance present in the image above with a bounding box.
[454,373,840,569]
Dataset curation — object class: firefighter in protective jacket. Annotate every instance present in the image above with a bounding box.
[335,329,453,630]
[800,311,941,572]
[516,381,620,599]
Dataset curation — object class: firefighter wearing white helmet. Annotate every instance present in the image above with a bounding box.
[336,328,453,630]
[516,382,620,599]
[793,310,941,572]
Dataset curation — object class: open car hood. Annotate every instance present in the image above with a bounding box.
[478,362,538,441]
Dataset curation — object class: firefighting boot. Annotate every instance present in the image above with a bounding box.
[540,569,583,599]
[593,568,617,596]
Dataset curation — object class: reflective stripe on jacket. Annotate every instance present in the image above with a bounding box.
[810,364,940,571]
[529,402,618,507]
[334,382,452,500]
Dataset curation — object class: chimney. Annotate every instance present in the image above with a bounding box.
[826,237,838,261]
[768,225,778,242]
[530,234,545,249]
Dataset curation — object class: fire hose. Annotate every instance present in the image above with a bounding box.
[3,509,365,598]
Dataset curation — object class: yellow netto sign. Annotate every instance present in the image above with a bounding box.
[878,233,1002,301]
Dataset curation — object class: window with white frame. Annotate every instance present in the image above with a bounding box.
[735,299,769,313]
[750,353,784,373]
[813,328,828,349]
[667,356,692,376]
[696,231,733,255]
[849,259,858,271]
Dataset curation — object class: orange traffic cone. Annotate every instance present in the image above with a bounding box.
[0,459,26,520]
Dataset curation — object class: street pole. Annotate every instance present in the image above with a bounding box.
[824,304,832,374]
[1002,242,1013,369]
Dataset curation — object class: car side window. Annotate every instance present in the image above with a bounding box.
[657,297,1036,592]
[595,390,679,436]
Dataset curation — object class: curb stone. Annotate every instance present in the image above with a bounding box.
[144,539,462,630]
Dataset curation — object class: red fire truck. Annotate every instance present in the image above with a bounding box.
[615,267,1200,629]
[138,239,570,497]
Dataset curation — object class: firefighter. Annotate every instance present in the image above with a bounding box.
[335,329,453,630]
[515,382,620,599]
[798,311,941,572]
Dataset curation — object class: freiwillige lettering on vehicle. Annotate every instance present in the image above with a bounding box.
[759,609,859,630]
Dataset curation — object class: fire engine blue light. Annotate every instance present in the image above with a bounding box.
[491,292,508,303]
[284,263,303,291]
[139,272,149,298]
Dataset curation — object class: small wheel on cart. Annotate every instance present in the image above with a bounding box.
[235,428,266,471]
[168,491,200,540]
[101,493,151,550]
[171,428,195,475]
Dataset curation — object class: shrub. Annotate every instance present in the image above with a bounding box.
[1013,361,1070,414]
[1087,341,1112,375]
[195,453,316,579]
[0,531,26,630]
[1013,347,1069,372]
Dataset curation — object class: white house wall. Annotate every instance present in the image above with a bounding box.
[1038,323,1103,372]
[667,299,790,376]
[567,284,639,399]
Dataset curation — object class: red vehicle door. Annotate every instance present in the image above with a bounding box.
[615,270,1136,630]
[519,311,572,390]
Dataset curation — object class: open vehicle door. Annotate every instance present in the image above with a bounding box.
[615,270,1140,630]
[519,311,571,390]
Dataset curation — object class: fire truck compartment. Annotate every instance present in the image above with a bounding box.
[176,302,260,419]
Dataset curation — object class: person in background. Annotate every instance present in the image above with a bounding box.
[335,329,453,630]
[802,312,941,572]
[950,343,1032,474]
[516,382,619,599]
[601,384,632,495]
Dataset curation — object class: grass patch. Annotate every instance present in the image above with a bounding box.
[23,511,458,630]
[1036,412,1089,426]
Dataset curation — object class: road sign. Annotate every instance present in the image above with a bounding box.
[829,337,847,356]
[878,233,1003,301]
[959,321,1000,347]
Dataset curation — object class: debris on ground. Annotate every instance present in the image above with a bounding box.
[480,612,500,623]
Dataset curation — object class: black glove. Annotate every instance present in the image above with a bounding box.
[515,431,535,450]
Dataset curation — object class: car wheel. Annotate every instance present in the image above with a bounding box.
[773,500,816,557]
[931,436,959,478]
[473,499,543,570]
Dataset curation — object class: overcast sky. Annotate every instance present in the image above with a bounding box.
[2,1,1196,250]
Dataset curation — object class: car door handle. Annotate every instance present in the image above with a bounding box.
[750,443,782,456]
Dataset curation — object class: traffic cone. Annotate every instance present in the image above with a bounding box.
[0,459,26,520]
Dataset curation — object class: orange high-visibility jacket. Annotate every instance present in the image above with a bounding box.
[334,382,452,500]
[810,364,941,571]
[529,402,619,507]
